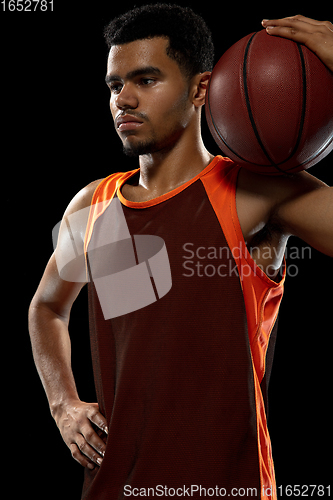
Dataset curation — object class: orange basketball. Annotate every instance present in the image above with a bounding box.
[206,30,333,175]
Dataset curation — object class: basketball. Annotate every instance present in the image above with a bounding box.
[205,29,333,175]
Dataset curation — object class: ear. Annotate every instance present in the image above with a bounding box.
[192,72,212,107]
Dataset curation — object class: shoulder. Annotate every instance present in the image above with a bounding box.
[60,171,133,240]
[55,178,104,254]
[51,179,104,284]
[63,179,104,218]
[66,170,133,215]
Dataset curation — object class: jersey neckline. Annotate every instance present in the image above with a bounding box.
[117,156,222,209]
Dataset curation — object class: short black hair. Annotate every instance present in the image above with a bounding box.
[104,3,214,79]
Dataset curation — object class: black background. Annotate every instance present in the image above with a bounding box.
[3,0,332,498]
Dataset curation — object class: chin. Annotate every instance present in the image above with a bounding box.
[122,137,159,157]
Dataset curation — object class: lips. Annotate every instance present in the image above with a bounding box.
[116,114,144,132]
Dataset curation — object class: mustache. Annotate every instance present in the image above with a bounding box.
[115,111,149,124]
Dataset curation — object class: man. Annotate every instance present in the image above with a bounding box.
[28,4,333,499]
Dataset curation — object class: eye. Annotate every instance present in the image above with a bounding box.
[109,82,123,94]
[140,78,155,86]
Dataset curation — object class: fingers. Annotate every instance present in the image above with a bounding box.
[261,17,311,43]
[261,16,333,41]
[261,15,333,71]
[70,441,97,470]
[262,14,332,28]
[68,422,106,469]
[70,427,105,469]
[268,15,329,27]
[87,403,109,435]
[82,420,106,459]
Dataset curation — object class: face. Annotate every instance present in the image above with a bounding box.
[106,38,196,157]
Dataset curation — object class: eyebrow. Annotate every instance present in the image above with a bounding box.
[105,66,162,86]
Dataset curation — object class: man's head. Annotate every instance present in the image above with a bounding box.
[104,3,214,81]
[104,4,215,157]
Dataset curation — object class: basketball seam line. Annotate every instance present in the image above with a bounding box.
[285,44,307,167]
[243,33,286,174]
[271,43,307,172]
[207,73,250,162]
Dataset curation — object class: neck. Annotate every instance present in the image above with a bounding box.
[137,121,214,198]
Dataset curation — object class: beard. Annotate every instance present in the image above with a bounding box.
[122,136,159,157]
[122,125,185,158]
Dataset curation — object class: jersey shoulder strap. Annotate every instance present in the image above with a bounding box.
[84,169,139,253]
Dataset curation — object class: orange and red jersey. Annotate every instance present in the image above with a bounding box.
[83,156,285,500]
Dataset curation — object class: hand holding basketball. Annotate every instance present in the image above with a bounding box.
[262,15,333,72]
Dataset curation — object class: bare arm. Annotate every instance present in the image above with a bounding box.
[29,256,84,411]
[28,179,108,470]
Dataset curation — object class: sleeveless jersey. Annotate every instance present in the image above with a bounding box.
[82,156,285,500]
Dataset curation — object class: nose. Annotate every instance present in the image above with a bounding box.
[114,83,139,111]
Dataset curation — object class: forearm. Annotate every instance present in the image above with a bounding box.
[28,300,79,416]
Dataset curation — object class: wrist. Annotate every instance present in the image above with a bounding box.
[49,394,80,421]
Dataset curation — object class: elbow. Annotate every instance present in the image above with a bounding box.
[28,295,70,336]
